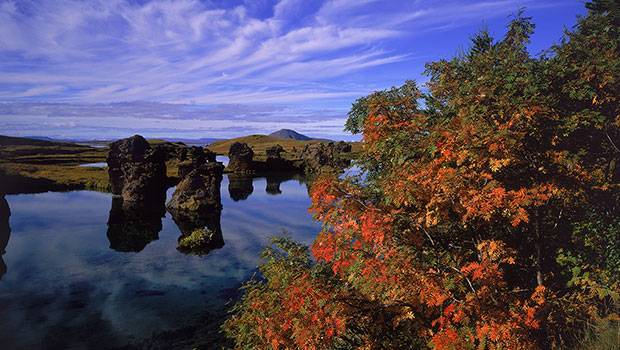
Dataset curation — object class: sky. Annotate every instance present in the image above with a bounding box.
[0,0,587,141]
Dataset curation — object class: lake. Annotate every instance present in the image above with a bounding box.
[0,171,321,349]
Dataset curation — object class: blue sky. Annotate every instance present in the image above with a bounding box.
[0,0,586,141]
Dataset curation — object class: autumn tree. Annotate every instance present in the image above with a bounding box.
[224,3,620,349]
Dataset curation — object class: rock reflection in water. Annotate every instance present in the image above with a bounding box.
[265,172,305,195]
[168,209,224,256]
[106,197,165,252]
[0,195,10,279]
[227,174,253,201]
[267,172,318,197]
[229,172,317,200]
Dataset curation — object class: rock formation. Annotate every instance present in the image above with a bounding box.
[166,162,224,212]
[177,146,205,178]
[151,141,186,161]
[333,141,352,153]
[296,141,352,171]
[266,144,284,160]
[204,148,217,163]
[167,150,225,255]
[106,135,167,203]
[105,135,168,252]
[263,144,298,172]
[176,226,224,256]
[0,195,10,280]
[170,209,224,256]
[167,141,225,256]
[228,142,255,172]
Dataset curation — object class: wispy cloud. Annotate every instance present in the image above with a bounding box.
[0,0,561,103]
[0,101,351,140]
[0,0,582,139]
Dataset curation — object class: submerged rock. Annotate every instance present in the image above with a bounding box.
[106,135,167,203]
[228,142,254,172]
[170,208,224,256]
[176,227,224,256]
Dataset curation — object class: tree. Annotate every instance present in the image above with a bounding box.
[224,3,620,349]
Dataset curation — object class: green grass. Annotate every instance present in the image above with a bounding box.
[208,134,319,155]
[0,135,188,193]
[577,319,620,350]
[0,162,111,191]
[208,134,361,161]
[177,228,217,256]
[0,134,360,192]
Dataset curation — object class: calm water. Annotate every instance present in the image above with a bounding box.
[0,172,320,349]
[76,162,108,168]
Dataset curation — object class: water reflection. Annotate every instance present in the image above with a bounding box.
[0,173,323,349]
[229,172,317,200]
[0,196,10,280]
[168,207,224,256]
[227,174,253,201]
[265,172,308,195]
[106,198,165,252]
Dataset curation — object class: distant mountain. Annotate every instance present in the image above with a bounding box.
[269,129,315,141]
[23,136,57,141]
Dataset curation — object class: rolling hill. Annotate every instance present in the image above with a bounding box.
[207,134,321,155]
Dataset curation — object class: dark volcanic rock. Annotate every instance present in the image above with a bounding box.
[0,196,10,280]
[106,135,167,203]
[177,146,218,178]
[334,141,352,153]
[178,146,206,164]
[151,141,186,161]
[171,209,224,256]
[228,142,254,172]
[167,158,225,256]
[262,144,299,172]
[227,174,254,201]
[297,142,351,171]
[170,208,222,238]
[106,197,164,252]
[266,144,284,160]
[166,162,224,212]
[204,148,217,163]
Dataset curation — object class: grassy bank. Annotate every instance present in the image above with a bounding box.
[1,136,111,193]
[208,134,361,156]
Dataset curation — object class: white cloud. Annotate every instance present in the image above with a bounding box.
[0,101,354,139]
[0,0,564,104]
[0,0,580,139]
